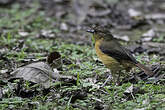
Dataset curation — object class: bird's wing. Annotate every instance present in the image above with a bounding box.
[99,40,138,64]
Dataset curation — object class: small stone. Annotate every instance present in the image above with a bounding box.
[142,29,156,37]
[128,8,142,17]
[60,23,68,31]
[18,31,29,37]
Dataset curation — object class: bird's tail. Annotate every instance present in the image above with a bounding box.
[135,63,154,76]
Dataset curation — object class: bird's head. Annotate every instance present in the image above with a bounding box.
[87,25,114,41]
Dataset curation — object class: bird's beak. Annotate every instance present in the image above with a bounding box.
[86,29,95,33]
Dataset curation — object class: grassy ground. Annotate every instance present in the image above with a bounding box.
[0,1,165,110]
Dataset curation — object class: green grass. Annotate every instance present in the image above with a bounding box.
[0,1,164,110]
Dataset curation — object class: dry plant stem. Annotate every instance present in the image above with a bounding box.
[101,70,112,87]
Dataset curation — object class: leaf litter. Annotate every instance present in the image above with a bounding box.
[0,0,165,109]
[9,51,76,89]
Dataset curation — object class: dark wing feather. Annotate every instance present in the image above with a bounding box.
[99,40,138,64]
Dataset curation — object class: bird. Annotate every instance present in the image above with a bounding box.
[87,26,154,85]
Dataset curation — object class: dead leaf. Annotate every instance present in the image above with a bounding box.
[88,9,111,17]
[142,29,158,38]
[113,35,130,42]
[10,62,60,89]
[40,30,54,38]
[10,51,76,88]
[124,84,134,94]
[145,13,165,20]
[121,64,163,84]
[124,84,142,100]
[143,42,165,48]
[60,22,68,31]
[0,69,8,74]
[47,51,62,69]
[142,99,150,105]
[142,42,165,55]
[128,8,142,18]
[134,108,147,110]
[18,31,29,37]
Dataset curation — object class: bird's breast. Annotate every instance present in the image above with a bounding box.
[95,39,120,70]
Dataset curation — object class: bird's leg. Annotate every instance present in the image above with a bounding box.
[116,73,121,85]
[114,70,122,85]
[101,70,122,87]
[101,70,112,87]
[101,74,112,87]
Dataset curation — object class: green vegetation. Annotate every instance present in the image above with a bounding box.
[0,1,164,110]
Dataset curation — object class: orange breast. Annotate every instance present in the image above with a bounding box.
[95,39,120,72]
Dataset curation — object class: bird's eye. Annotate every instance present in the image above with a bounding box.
[87,29,95,33]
